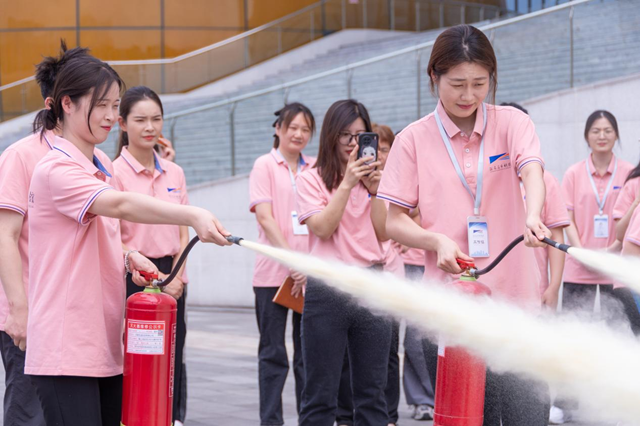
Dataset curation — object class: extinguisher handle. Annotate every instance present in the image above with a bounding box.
[154,236,201,287]
[456,259,476,270]
[138,271,158,282]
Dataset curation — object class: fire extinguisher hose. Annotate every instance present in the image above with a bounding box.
[155,236,201,287]
[472,234,571,278]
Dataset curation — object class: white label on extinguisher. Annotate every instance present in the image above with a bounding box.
[127,320,165,355]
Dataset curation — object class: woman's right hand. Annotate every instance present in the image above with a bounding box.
[435,234,474,274]
[341,145,375,190]
[191,207,232,246]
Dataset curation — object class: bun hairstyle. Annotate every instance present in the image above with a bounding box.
[115,86,164,158]
[33,54,123,138]
[34,39,91,101]
[428,24,498,104]
[272,102,316,148]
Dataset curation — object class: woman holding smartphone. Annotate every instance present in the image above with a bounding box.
[296,99,390,426]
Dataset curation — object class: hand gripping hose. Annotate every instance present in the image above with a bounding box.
[463,234,571,279]
[139,236,201,287]
[139,235,246,287]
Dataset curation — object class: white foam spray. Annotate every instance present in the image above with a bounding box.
[237,239,640,424]
[567,247,640,293]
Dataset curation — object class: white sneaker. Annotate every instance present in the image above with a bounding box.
[175,421,184,426]
[412,404,434,421]
[549,405,572,424]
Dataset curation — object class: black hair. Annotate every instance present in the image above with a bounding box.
[584,110,619,143]
[272,102,316,149]
[315,99,372,191]
[35,40,92,101]
[500,102,528,115]
[33,55,124,138]
[115,86,164,158]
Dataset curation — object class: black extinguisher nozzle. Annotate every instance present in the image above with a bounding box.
[227,235,244,245]
[542,237,571,253]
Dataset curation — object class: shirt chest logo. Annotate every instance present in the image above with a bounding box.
[489,152,511,173]
[167,187,181,194]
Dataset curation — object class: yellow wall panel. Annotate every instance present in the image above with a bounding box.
[80,0,160,27]
[0,30,77,85]
[164,0,244,28]
[80,30,161,61]
[247,0,317,28]
[164,29,242,58]
[0,0,76,28]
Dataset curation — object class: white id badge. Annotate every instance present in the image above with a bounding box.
[467,216,490,258]
[291,211,309,235]
[594,214,609,239]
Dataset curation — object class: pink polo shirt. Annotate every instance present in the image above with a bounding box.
[296,167,385,268]
[112,147,189,261]
[0,131,55,331]
[249,149,315,287]
[402,248,425,266]
[378,102,544,310]
[27,137,124,377]
[618,205,640,289]
[562,154,633,284]
[520,172,570,295]
[613,176,639,220]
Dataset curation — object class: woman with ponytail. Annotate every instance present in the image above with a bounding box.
[111,86,190,426]
[0,39,92,426]
[248,102,316,425]
[27,54,231,425]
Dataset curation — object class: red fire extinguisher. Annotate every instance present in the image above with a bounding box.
[433,259,491,426]
[121,270,177,426]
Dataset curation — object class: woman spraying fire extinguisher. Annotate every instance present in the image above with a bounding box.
[379,24,550,425]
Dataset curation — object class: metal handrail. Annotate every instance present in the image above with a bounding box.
[0,0,499,93]
[162,0,591,121]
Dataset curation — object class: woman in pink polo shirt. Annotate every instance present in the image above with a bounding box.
[111,86,191,426]
[295,99,390,426]
[614,206,640,335]
[379,25,550,425]
[248,102,316,426]
[27,55,230,426]
[613,160,640,242]
[561,111,633,309]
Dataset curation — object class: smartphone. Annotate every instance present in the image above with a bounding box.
[357,132,379,165]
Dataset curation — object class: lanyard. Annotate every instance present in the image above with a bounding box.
[434,103,488,215]
[276,149,303,194]
[585,156,617,215]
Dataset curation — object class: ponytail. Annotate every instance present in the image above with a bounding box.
[32,107,58,134]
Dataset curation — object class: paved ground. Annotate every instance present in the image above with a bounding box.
[0,307,615,425]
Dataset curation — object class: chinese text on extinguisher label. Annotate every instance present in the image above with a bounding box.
[127,320,166,355]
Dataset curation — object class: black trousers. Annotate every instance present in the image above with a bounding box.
[299,277,391,426]
[0,331,45,426]
[126,255,187,423]
[254,286,304,426]
[483,371,550,426]
[336,320,400,425]
[30,374,122,426]
[402,264,438,407]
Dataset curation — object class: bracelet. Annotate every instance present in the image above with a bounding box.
[124,250,139,274]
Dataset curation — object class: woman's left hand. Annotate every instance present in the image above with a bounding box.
[290,270,306,299]
[524,215,551,248]
[362,163,382,195]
